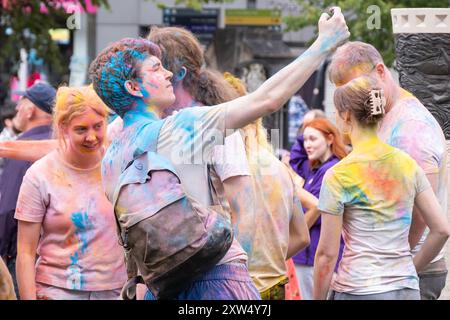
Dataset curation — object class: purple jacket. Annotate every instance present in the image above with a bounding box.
[289,134,344,269]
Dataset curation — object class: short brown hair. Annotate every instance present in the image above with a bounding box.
[329,41,384,86]
[147,27,239,109]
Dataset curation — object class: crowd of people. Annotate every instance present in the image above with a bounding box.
[0,7,449,300]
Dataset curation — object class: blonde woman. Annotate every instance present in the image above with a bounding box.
[223,72,310,299]
[15,86,126,300]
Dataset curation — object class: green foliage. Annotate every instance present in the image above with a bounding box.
[0,0,109,78]
[284,0,450,66]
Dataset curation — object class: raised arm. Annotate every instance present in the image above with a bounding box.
[289,135,310,179]
[224,8,349,130]
[0,140,57,162]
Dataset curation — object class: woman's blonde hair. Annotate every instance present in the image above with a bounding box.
[53,86,109,147]
[223,72,273,156]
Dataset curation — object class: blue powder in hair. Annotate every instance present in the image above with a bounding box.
[90,38,161,117]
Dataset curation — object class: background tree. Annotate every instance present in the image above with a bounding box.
[284,0,450,67]
[0,0,109,102]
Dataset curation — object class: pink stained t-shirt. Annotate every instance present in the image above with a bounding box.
[378,91,448,263]
[106,111,249,267]
[15,150,127,291]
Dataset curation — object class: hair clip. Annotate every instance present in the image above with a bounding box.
[369,89,386,116]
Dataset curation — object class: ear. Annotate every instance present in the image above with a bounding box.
[336,110,349,123]
[326,133,334,145]
[375,63,386,79]
[124,80,144,98]
[27,105,36,120]
[342,110,351,123]
[59,123,69,137]
[174,67,187,82]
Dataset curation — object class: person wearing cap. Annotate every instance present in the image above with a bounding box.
[0,82,56,298]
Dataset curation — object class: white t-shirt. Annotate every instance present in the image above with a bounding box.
[104,106,248,265]
[247,148,304,291]
[319,140,430,295]
[378,91,448,263]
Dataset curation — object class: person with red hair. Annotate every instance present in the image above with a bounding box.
[289,117,348,299]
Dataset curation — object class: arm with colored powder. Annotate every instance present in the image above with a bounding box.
[0,140,57,162]
[14,166,50,300]
[313,168,344,299]
[413,188,450,272]
[313,212,342,299]
[409,172,439,249]
[16,221,42,300]
[223,8,349,130]
[0,117,122,162]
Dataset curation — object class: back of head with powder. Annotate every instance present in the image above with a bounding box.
[328,41,384,86]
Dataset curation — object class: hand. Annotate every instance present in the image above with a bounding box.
[317,7,350,53]
[281,154,291,166]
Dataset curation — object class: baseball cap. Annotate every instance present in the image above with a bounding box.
[16,82,56,115]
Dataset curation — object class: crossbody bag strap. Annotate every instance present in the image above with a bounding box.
[112,119,167,300]
[207,163,221,206]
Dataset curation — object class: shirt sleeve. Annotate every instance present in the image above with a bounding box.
[388,119,443,175]
[317,168,345,216]
[414,165,432,195]
[14,168,47,223]
[211,131,250,182]
[164,105,227,165]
